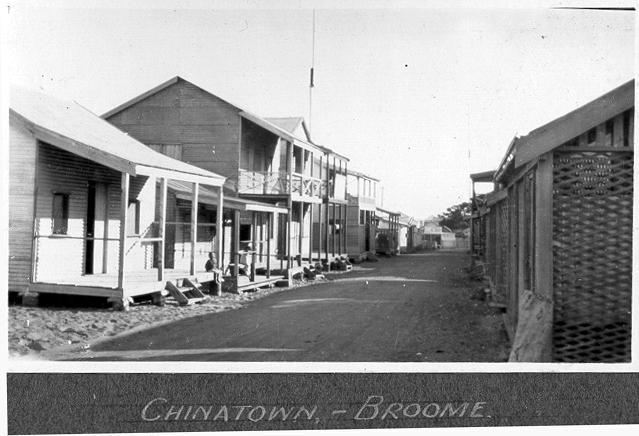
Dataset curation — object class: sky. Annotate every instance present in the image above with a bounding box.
[5,0,635,219]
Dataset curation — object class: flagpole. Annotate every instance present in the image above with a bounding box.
[309,9,315,137]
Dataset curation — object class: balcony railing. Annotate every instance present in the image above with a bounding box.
[291,173,325,199]
[238,170,326,199]
[238,170,289,195]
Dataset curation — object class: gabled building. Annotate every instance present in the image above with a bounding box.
[104,76,349,281]
[9,86,230,308]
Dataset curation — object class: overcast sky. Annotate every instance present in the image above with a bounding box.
[7,1,635,218]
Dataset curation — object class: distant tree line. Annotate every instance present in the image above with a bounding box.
[437,201,471,231]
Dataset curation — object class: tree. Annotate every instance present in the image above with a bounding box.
[438,201,471,231]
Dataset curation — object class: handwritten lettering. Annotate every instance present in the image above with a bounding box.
[353,395,488,420]
[139,396,489,424]
[140,398,318,423]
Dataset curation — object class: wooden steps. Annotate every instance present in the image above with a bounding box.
[165,278,207,306]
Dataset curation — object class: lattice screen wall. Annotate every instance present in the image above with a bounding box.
[552,150,633,362]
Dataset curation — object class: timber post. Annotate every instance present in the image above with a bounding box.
[215,186,224,296]
[116,172,130,310]
[190,182,199,276]
[157,177,167,282]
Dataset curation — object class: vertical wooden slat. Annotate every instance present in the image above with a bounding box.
[190,182,199,276]
[216,187,224,273]
[251,211,257,280]
[516,179,526,311]
[157,177,167,282]
[332,203,336,256]
[266,213,271,278]
[100,183,109,274]
[233,209,240,279]
[117,172,130,291]
[30,142,40,284]
[308,202,314,263]
[298,202,304,264]
[324,155,330,264]
[535,154,554,361]
[287,141,293,269]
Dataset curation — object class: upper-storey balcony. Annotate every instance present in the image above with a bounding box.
[237,169,326,200]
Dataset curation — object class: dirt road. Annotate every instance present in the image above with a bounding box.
[64,250,510,361]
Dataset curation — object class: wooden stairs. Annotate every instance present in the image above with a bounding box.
[164,278,207,306]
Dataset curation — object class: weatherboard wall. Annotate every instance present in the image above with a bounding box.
[8,115,37,293]
[106,79,242,190]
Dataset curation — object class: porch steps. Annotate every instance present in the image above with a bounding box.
[165,279,206,306]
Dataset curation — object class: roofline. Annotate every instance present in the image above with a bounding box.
[313,143,350,161]
[11,108,137,174]
[13,106,226,185]
[469,169,496,183]
[102,76,354,162]
[102,76,180,119]
[493,136,518,183]
[514,79,635,167]
[376,206,402,216]
[240,111,325,154]
[347,169,380,182]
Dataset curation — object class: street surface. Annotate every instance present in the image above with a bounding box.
[68,250,510,361]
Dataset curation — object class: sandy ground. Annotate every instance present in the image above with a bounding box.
[55,250,509,362]
[8,272,356,359]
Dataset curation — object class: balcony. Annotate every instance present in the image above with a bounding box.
[238,170,289,195]
[291,173,325,200]
[238,170,326,200]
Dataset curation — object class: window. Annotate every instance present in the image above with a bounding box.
[149,144,182,160]
[360,210,365,225]
[587,128,597,144]
[623,110,631,147]
[565,137,579,147]
[127,200,140,235]
[52,193,69,235]
[605,119,614,147]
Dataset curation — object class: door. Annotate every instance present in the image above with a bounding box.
[84,182,108,274]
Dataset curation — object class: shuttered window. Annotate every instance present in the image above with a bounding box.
[52,193,69,235]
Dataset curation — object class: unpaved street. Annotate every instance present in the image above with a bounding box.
[65,250,510,361]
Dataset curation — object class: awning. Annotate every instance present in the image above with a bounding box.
[168,180,288,214]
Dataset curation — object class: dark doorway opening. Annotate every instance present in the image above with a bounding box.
[84,182,96,274]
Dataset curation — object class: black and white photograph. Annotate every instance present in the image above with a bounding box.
[2,0,637,433]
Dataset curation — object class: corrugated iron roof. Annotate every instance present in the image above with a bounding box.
[11,85,226,185]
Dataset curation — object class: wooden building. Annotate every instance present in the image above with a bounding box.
[470,80,634,362]
[104,77,349,282]
[398,213,421,253]
[375,207,401,255]
[345,170,379,260]
[265,118,350,268]
[9,86,229,308]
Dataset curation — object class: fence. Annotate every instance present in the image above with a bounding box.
[472,148,632,362]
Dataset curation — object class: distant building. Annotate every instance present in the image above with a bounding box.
[345,169,379,259]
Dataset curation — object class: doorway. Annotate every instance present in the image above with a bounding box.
[84,182,108,275]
